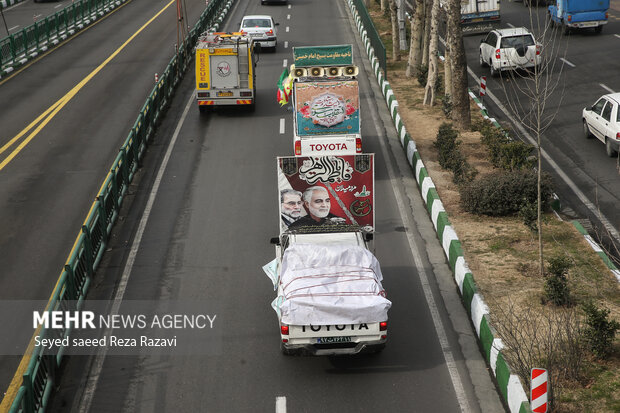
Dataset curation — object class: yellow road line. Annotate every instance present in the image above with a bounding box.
[0,0,176,410]
[0,0,175,172]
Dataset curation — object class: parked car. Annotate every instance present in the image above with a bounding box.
[261,0,288,4]
[479,27,541,77]
[239,15,278,51]
[582,93,620,157]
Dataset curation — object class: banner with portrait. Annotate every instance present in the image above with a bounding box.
[277,155,374,233]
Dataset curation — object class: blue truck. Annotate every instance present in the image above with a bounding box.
[548,0,610,34]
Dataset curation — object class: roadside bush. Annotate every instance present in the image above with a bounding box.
[416,65,428,87]
[434,123,459,169]
[498,141,536,171]
[519,199,538,232]
[459,170,553,216]
[582,301,620,359]
[434,123,477,185]
[543,255,573,307]
[440,94,453,117]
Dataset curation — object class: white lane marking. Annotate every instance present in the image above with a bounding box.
[76,88,197,413]
[284,41,288,49]
[507,23,515,28]
[467,68,620,244]
[615,34,620,39]
[283,58,287,68]
[8,25,20,32]
[279,118,285,134]
[286,26,289,32]
[276,396,287,413]
[559,58,575,68]
[288,4,291,9]
[33,14,42,20]
[55,4,63,8]
[600,83,616,94]
[287,14,290,20]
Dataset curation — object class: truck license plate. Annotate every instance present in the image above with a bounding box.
[316,336,352,344]
[217,91,233,97]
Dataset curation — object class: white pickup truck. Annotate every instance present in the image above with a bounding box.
[264,226,390,355]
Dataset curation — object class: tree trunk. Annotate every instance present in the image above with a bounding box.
[406,0,425,78]
[422,0,432,68]
[390,1,401,61]
[444,10,453,98]
[381,0,388,12]
[363,0,370,7]
[423,0,440,106]
[448,0,470,128]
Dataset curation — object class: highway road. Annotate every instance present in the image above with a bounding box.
[0,0,218,401]
[462,0,620,259]
[0,0,504,411]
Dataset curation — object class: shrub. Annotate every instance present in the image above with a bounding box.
[582,301,620,359]
[498,141,536,171]
[434,123,460,170]
[434,123,477,185]
[519,198,538,232]
[543,255,573,307]
[417,64,428,87]
[441,94,453,117]
[460,170,553,216]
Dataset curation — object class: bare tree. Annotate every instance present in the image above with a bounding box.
[492,299,586,410]
[423,0,440,106]
[381,0,388,12]
[446,0,470,128]
[492,6,567,277]
[405,0,425,78]
[390,0,401,61]
[443,9,453,98]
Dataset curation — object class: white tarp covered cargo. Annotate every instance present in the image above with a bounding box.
[273,243,391,325]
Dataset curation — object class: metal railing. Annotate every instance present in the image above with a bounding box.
[352,0,387,78]
[0,0,128,76]
[5,1,235,411]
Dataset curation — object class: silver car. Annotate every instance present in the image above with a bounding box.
[582,93,620,157]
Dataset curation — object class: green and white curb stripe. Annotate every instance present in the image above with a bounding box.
[346,0,531,411]
[0,0,23,9]
[572,221,620,282]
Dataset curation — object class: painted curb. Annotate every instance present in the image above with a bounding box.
[0,0,24,10]
[572,221,620,282]
[345,1,531,412]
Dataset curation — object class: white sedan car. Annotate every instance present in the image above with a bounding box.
[239,15,278,51]
[582,93,620,157]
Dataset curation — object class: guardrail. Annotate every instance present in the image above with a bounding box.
[351,0,387,79]
[0,0,129,77]
[4,0,235,411]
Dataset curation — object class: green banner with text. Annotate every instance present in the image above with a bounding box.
[293,45,353,67]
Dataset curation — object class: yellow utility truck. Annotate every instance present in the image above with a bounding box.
[195,32,258,112]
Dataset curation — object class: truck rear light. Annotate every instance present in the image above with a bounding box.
[240,30,246,35]
[567,15,572,22]
[616,132,620,139]
[240,91,252,97]
[381,335,387,339]
[266,29,274,35]
[356,137,362,152]
[605,12,608,18]
[281,324,289,335]
[294,141,301,156]
[197,92,210,98]
[282,338,288,343]
[536,45,541,56]
[379,321,387,331]
[495,49,500,59]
